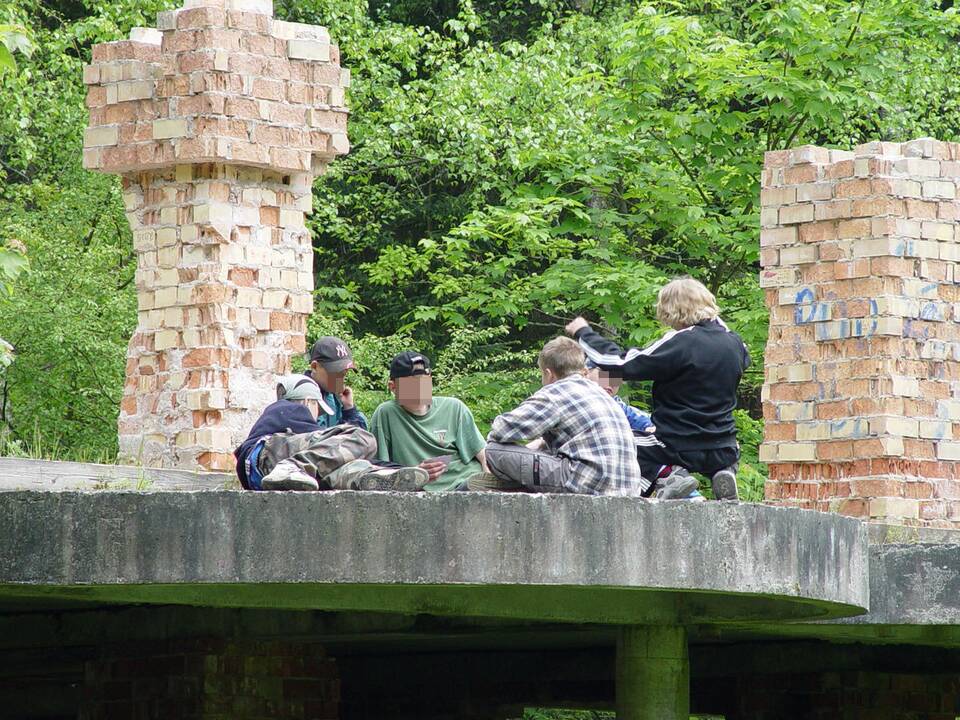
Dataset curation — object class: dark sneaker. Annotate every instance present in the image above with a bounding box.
[355,466,429,492]
[711,467,740,501]
[261,460,319,491]
[652,474,699,500]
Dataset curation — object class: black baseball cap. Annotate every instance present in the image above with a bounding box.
[309,336,355,373]
[390,351,432,379]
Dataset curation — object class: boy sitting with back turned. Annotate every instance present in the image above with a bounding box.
[483,337,646,496]
[567,277,750,501]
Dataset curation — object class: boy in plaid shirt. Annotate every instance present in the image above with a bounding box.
[484,337,646,495]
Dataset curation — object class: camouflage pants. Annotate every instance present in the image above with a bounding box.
[260,425,377,490]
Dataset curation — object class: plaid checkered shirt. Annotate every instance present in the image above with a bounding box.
[487,374,648,495]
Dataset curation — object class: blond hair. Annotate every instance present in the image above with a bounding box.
[538,336,586,378]
[656,277,719,330]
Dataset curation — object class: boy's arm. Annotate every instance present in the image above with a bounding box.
[453,399,487,464]
[574,325,684,382]
[615,396,654,433]
[488,391,557,444]
[475,448,489,472]
[739,334,752,371]
[341,405,368,431]
[369,406,391,462]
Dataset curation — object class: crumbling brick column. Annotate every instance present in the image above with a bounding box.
[760,139,960,528]
[82,0,349,470]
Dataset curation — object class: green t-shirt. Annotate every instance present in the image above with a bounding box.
[370,397,486,492]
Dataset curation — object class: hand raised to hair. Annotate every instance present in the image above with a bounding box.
[564,317,590,337]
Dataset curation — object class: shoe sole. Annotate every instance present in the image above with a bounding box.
[711,470,739,501]
[654,476,699,500]
[261,476,319,491]
[357,467,429,492]
[467,472,523,491]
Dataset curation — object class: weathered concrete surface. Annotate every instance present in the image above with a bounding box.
[847,543,960,626]
[0,457,234,492]
[716,536,960,648]
[0,490,868,623]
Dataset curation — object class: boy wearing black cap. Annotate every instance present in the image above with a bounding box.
[369,351,488,492]
[306,336,368,431]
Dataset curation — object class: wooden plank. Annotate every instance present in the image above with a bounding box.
[0,457,236,491]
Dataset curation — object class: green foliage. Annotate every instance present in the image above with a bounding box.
[3,0,960,482]
[306,316,537,433]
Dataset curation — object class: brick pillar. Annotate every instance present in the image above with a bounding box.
[80,638,339,719]
[760,139,960,528]
[82,0,349,470]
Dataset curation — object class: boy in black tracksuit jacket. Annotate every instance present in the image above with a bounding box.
[567,279,750,500]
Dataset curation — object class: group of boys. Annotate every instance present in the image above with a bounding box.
[234,278,750,500]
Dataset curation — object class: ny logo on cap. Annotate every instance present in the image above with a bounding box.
[336,344,349,358]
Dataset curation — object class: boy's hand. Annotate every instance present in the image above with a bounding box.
[565,317,590,337]
[340,386,355,409]
[418,459,447,481]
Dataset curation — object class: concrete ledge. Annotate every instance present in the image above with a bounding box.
[843,543,960,626]
[0,490,867,624]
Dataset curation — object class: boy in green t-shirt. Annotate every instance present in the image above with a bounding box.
[369,351,488,492]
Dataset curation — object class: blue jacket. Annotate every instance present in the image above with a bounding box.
[613,395,654,433]
[304,371,369,431]
[234,400,321,489]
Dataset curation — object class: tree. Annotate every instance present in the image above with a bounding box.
[2,0,960,486]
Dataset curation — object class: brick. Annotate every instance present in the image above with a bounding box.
[869,416,919,437]
[288,39,330,61]
[780,245,817,265]
[869,497,920,520]
[84,126,119,147]
[799,221,838,243]
[117,80,154,102]
[818,441,854,461]
[922,180,956,199]
[328,131,349,154]
[152,119,189,139]
[836,179,873,197]
[893,157,941,176]
[759,267,799,288]
[920,220,953,241]
[789,145,831,165]
[851,237,902,258]
[890,375,921,397]
[919,420,951,440]
[777,443,817,461]
[796,421,830,441]
[783,164,818,184]
[825,160,854,179]
[796,183,832,201]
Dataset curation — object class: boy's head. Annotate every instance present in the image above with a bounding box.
[538,337,586,386]
[585,361,623,396]
[388,351,433,414]
[276,374,331,421]
[308,336,354,394]
[656,277,719,330]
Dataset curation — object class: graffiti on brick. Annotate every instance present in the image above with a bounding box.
[795,287,879,339]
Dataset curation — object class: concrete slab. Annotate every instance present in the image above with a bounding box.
[712,539,960,648]
[0,490,868,623]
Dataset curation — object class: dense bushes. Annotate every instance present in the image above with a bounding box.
[1,0,959,492]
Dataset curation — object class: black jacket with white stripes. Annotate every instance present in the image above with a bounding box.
[575,319,750,451]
